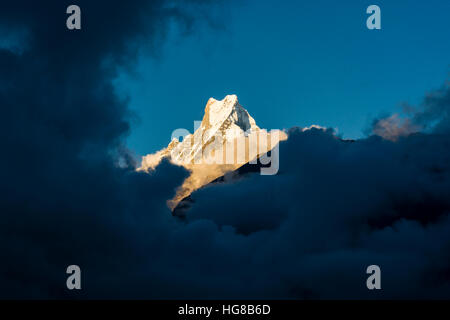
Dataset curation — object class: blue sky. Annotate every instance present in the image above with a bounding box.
[114,0,450,156]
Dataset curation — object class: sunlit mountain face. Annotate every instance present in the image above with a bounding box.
[139,95,287,210]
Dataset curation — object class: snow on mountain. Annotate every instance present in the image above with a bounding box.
[139,95,287,210]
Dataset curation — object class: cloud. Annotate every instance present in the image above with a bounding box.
[413,82,450,133]
[372,82,450,140]
[184,125,450,298]
[372,114,421,141]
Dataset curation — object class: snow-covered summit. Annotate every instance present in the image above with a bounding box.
[169,95,259,164]
[139,95,286,210]
[202,94,259,134]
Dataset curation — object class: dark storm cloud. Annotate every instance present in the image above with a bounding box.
[0,0,219,299]
[184,128,450,298]
[184,85,450,299]
[2,0,450,299]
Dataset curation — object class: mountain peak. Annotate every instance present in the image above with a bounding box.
[205,94,237,111]
[139,95,286,210]
[202,95,258,134]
